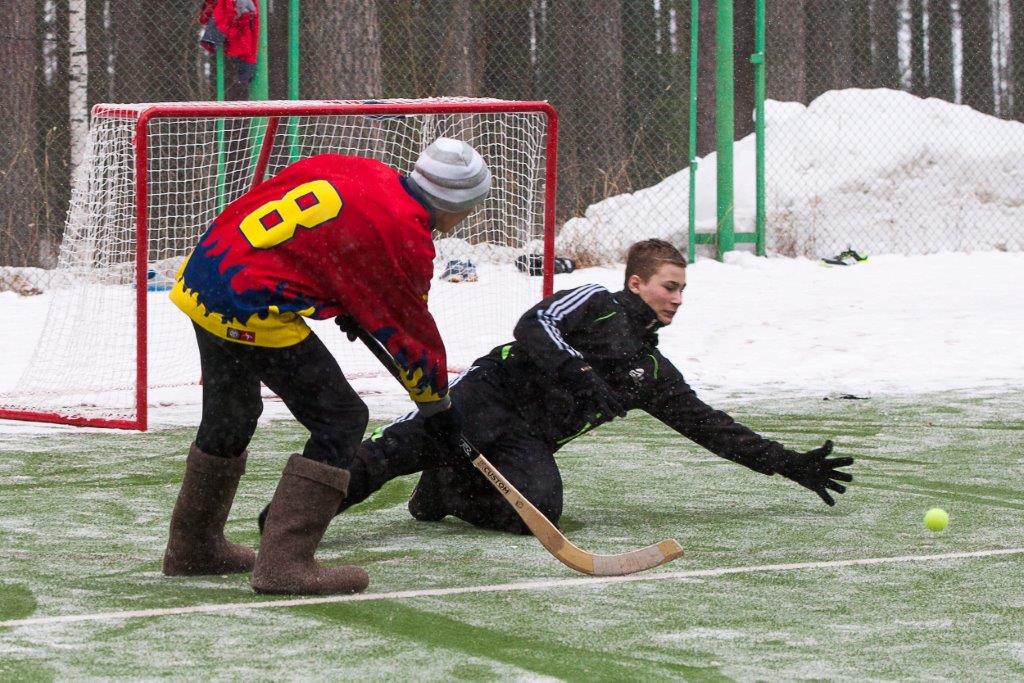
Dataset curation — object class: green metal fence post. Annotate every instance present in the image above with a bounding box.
[688,0,700,264]
[287,0,300,163]
[216,46,227,212]
[248,0,270,176]
[752,0,766,256]
[249,0,269,100]
[715,0,735,259]
[288,0,300,100]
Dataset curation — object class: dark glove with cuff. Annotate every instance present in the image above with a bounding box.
[335,314,360,342]
[423,403,470,459]
[562,361,627,424]
[772,440,853,506]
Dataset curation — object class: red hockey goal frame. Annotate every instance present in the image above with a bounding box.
[0,98,558,430]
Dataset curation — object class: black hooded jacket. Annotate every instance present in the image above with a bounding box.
[472,284,787,475]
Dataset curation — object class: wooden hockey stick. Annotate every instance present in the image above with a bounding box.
[353,326,683,576]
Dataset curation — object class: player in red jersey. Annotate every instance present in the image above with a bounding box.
[162,138,491,595]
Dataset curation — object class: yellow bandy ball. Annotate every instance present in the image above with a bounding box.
[923,507,949,532]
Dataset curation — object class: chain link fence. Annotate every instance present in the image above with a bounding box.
[760,0,1024,258]
[3,0,1023,281]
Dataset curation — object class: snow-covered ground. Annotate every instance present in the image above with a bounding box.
[1,250,1021,434]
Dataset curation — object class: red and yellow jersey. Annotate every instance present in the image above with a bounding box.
[170,153,449,403]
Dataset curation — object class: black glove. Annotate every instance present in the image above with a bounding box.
[563,362,627,423]
[335,314,360,342]
[423,404,469,459]
[773,440,853,506]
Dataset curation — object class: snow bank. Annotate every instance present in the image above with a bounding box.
[557,89,1024,262]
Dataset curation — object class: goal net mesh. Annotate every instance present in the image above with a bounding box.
[0,99,552,427]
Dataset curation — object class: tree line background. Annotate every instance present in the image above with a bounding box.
[2,0,1022,268]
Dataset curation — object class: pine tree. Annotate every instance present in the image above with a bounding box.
[928,0,955,101]
[0,0,46,266]
[910,0,927,96]
[1011,0,1024,119]
[767,0,806,103]
[961,0,995,114]
[804,1,853,101]
[302,0,382,98]
[872,0,901,90]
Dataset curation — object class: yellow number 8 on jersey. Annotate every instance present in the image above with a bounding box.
[239,179,343,249]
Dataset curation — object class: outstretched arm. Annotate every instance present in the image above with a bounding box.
[646,355,853,506]
[770,440,853,506]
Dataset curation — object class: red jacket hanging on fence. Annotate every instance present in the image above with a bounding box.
[198,0,258,65]
[169,154,450,405]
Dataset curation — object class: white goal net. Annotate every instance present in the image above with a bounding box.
[0,98,555,429]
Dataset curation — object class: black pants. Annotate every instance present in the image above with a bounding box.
[193,324,368,469]
[344,366,563,534]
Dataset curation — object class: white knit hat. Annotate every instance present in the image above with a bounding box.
[409,138,492,213]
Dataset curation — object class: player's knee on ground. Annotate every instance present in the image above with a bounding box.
[480,495,562,536]
[516,478,564,534]
[514,461,564,528]
[459,473,564,536]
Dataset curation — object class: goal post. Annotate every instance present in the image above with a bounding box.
[0,98,558,430]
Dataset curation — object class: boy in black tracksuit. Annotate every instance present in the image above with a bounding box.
[262,240,854,535]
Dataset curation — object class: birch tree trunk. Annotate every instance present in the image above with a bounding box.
[68,0,89,179]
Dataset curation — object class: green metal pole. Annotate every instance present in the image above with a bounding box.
[248,0,270,174]
[216,46,225,101]
[715,0,735,258]
[287,0,300,162]
[249,0,269,100]
[688,0,700,264]
[752,0,766,256]
[288,0,299,100]
[216,46,227,212]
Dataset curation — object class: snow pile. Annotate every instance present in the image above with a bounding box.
[557,89,1024,262]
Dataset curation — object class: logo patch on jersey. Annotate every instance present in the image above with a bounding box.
[629,367,646,385]
[226,327,256,343]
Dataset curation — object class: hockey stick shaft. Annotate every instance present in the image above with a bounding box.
[353,326,683,576]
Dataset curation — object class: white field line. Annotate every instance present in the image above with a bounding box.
[2,547,1021,629]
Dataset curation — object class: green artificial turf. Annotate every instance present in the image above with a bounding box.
[1,391,1021,679]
